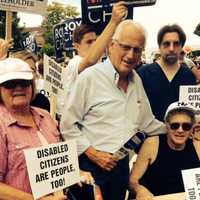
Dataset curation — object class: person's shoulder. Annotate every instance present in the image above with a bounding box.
[78,61,105,78]
[180,63,196,81]
[31,106,51,117]
[137,62,158,75]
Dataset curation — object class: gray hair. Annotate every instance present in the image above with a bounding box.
[112,19,147,46]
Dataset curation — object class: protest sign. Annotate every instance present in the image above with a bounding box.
[20,34,37,53]
[0,0,48,15]
[182,168,200,200]
[43,54,68,118]
[81,0,133,34]
[43,54,65,97]
[53,18,82,59]
[24,140,80,199]
[179,85,200,113]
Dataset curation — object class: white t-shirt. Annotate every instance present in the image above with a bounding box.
[57,55,83,116]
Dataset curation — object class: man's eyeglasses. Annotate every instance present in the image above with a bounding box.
[1,80,32,89]
[114,40,143,54]
[169,122,192,131]
[161,41,181,48]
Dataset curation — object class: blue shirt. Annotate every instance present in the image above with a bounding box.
[138,62,196,121]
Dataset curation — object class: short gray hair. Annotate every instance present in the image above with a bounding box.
[112,19,147,46]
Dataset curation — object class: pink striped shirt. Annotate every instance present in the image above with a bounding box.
[0,104,60,193]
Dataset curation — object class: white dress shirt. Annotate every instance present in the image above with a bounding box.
[61,58,165,155]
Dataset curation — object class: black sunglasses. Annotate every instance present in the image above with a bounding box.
[169,122,192,131]
[1,80,32,89]
[161,41,181,48]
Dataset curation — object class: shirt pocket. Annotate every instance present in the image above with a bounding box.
[7,142,30,170]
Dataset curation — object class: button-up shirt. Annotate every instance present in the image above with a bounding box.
[61,58,165,154]
[0,105,60,193]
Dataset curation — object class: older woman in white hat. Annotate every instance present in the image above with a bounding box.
[129,101,200,200]
[0,58,80,200]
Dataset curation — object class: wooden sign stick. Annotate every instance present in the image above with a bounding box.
[5,11,13,40]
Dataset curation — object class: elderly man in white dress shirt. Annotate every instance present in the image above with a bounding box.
[61,20,165,200]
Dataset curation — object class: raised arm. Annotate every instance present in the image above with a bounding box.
[78,1,127,73]
[129,137,158,200]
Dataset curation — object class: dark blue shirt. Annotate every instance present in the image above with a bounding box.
[138,62,196,121]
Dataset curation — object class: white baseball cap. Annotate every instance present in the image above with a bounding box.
[0,58,33,84]
[164,101,196,120]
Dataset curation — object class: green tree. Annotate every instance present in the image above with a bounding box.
[40,2,79,57]
[0,11,25,49]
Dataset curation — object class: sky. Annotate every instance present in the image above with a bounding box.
[18,0,200,50]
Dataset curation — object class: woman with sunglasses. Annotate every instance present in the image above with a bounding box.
[0,58,68,200]
[129,101,200,200]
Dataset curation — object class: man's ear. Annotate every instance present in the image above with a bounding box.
[107,40,114,55]
[73,42,80,51]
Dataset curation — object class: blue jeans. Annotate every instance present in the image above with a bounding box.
[79,154,129,200]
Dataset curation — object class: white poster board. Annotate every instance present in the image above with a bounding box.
[0,0,48,15]
[43,54,65,98]
[179,85,200,113]
[24,140,80,199]
[43,54,67,118]
[182,168,200,200]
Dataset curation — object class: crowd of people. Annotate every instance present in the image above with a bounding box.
[0,1,200,200]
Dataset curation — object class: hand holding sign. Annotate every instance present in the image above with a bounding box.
[111,1,128,24]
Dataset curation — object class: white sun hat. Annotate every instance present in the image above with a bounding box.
[0,58,33,84]
[164,101,196,120]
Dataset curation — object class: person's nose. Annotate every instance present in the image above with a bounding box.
[126,48,135,59]
[169,43,175,51]
[177,125,184,132]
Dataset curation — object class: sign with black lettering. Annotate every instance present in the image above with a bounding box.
[43,54,65,97]
[81,0,133,34]
[0,0,48,15]
[24,140,80,199]
[182,168,200,200]
[179,85,200,113]
[53,18,82,59]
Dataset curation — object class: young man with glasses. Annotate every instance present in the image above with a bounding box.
[61,19,166,200]
[138,24,196,122]
[129,101,200,199]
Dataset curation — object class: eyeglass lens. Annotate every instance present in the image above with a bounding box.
[1,80,32,89]
[162,41,180,48]
[170,122,192,131]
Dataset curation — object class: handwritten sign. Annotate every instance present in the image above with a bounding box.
[179,85,200,113]
[43,54,65,97]
[24,140,80,199]
[182,168,200,200]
